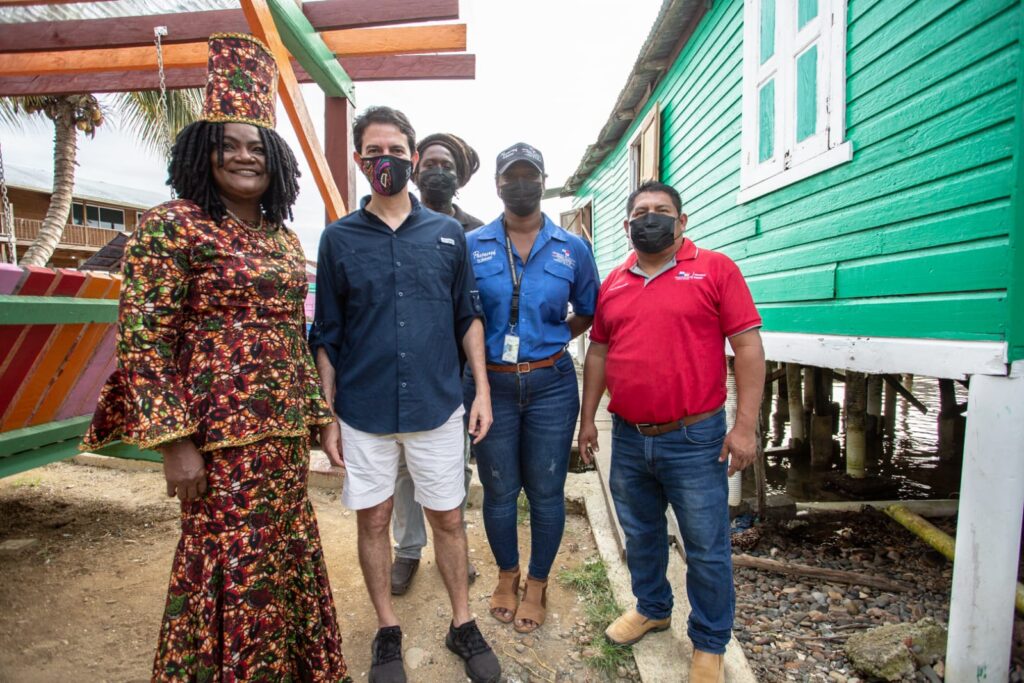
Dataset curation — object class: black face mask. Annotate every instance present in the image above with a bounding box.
[499,179,543,217]
[418,167,459,207]
[629,212,678,253]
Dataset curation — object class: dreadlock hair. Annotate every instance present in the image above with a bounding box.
[167,120,301,224]
[415,133,481,188]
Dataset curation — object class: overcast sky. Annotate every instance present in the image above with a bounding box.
[1,0,663,257]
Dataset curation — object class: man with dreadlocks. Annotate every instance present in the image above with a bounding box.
[82,34,349,682]
[389,133,484,597]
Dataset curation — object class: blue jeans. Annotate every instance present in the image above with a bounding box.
[609,410,734,654]
[463,352,579,580]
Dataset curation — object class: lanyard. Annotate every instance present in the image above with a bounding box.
[504,230,522,329]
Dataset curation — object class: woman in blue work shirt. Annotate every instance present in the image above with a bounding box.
[463,143,599,634]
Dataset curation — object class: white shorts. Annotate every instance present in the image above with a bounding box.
[339,406,466,511]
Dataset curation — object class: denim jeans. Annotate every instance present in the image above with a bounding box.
[463,352,579,580]
[609,409,734,655]
[392,434,472,560]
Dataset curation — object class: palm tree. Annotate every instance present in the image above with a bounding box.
[0,90,202,267]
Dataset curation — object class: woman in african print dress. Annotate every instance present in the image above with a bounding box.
[81,34,349,682]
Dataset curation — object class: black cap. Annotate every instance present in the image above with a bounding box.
[496,142,545,175]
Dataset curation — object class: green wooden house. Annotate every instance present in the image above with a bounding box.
[562,0,1023,678]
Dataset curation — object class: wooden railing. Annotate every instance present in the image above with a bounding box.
[14,217,124,249]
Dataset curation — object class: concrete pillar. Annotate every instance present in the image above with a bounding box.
[786,363,806,450]
[772,369,789,446]
[844,372,867,478]
[866,375,883,438]
[760,361,774,446]
[810,368,834,468]
[946,374,1024,683]
[883,376,898,437]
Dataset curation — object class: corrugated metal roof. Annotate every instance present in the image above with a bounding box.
[561,0,706,197]
[0,0,235,24]
[6,163,170,210]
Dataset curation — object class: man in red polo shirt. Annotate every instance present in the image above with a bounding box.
[577,180,765,683]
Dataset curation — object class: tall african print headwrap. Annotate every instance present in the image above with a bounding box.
[202,33,278,129]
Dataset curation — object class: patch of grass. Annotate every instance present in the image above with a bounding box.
[9,475,42,488]
[558,558,634,674]
[516,491,530,525]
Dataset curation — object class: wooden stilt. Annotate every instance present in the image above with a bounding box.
[938,378,964,462]
[866,375,882,438]
[786,363,806,451]
[760,361,774,447]
[772,369,788,447]
[883,375,898,437]
[946,374,1024,682]
[845,371,867,478]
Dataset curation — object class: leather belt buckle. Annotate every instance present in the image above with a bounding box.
[635,423,654,434]
[516,361,532,374]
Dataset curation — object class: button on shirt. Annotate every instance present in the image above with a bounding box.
[589,239,762,424]
[467,214,599,363]
[309,195,483,434]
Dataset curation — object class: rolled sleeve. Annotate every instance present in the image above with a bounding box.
[719,258,762,337]
[451,231,484,341]
[309,228,345,370]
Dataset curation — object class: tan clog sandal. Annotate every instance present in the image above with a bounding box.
[513,575,548,633]
[489,567,520,623]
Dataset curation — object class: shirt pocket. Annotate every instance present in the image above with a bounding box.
[342,249,389,306]
[542,260,575,322]
[408,242,456,302]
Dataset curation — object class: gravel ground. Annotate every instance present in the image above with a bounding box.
[731,509,1024,682]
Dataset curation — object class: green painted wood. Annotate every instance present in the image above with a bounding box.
[758,292,1007,340]
[0,295,118,325]
[796,45,818,141]
[746,263,836,303]
[266,0,355,103]
[759,80,775,162]
[835,239,1010,298]
[0,415,92,456]
[761,0,775,64]
[1006,0,1024,363]
[575,0,1020,344]
[96,441,162,463]
[0,439,80,478]
[798,0,818,29]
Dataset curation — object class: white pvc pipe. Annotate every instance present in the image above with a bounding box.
[946,374,1024,683]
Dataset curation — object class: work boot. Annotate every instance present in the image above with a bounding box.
[445,619,501,683]
[390,557,419,596]
[369,625,406,683]
[604,608,671,645]
[690,649,725,683]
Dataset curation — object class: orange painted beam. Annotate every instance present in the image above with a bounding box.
[0,24,467,78]
[0,0,115,5]
[32,273,119,425]
[242,0,346,221]
[2,271,108,429]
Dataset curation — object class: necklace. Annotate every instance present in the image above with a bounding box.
[226,208,266,231]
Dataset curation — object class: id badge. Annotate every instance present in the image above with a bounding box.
[501,333,520,363]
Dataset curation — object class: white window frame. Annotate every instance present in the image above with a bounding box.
[738,0,852,204]
[628,101,661,192]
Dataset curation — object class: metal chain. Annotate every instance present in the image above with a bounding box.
[153,26,175,199]
[0,140,16,264]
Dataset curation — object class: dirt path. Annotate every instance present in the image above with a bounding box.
[0,462,625,683]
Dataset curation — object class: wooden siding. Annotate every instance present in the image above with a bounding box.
[576,0,1020,355]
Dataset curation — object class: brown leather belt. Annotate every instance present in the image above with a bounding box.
[622,407,723,436]
[486,349,565,374]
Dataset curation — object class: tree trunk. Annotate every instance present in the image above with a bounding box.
[20,100,77,267]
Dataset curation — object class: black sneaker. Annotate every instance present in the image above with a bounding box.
[369,626,406,683]
[445,619,501,683]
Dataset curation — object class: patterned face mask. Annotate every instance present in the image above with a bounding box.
[360,155,413,197]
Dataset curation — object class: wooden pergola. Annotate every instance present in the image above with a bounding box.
[0,0,477,219]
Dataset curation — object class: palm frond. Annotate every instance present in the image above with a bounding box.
[112,89,204,155]
[0,96,51,132]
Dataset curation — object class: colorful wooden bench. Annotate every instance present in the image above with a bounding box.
[0,264,156,477]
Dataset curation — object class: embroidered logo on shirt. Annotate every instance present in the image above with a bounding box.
[675,270,707,281]
[473,249,497,263]
[552,249,575,269]
[439,236,455,246]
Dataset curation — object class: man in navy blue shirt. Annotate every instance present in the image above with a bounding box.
[310,106,499,683]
